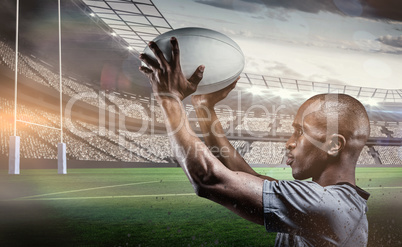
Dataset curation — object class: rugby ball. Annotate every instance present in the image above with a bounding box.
[142,27,244,95]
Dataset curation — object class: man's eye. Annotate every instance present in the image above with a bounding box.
[294,129,303,137]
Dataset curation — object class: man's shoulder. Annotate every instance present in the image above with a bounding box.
[264,179,368,207]
[264,179,322,193]
[266,180,369,199]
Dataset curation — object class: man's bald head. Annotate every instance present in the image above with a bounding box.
[299,94,370,155]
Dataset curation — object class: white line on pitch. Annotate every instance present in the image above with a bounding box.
[361,186,402,190]
[12,181,161,200]
[13,193,197,201]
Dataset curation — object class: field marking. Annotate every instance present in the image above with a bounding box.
[11,181,161,200]
[12,193,197,201]
[361,186,402,190]
[7,182,401,202]
[11,186,402,201]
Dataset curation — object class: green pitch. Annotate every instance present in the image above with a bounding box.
[0,167,401,247]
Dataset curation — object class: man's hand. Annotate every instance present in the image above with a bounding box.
[139,37,205,101]
[191,77,239,109]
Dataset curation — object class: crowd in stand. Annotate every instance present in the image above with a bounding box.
[119,129,171,162]
[276,118,293,133]
[229,140,249,156]
[243,141,285,165]
[149,104,165,123]
[1,96,401,164]
[369,122,388,138]
[356,146,376,165]
[0,39,102,108]
[105,93,150,121]
[375,146,401,165]
[0,97,57,159]
[386,124,402,138]
[235,117,271,132]
[1,39,401,165]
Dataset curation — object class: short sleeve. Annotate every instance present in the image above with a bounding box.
[263,180,336,236]
[263,180,370,246]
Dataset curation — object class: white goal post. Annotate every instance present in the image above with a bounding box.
[9,0,67,174]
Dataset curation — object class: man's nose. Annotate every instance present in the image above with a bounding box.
[286,138,296,150]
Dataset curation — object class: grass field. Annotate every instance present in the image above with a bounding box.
[0,167,401,247]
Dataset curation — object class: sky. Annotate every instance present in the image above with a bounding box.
[152,0,402,89]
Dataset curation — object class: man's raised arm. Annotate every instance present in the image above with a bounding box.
[139,37,268,225]
[191,82,276,181]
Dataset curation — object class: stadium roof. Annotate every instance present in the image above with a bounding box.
[237,73,402,104]
[79,0,402,104]
[81,0,172,52]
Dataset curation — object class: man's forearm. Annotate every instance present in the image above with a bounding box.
[159,97,220,187]
[194,105,258,175]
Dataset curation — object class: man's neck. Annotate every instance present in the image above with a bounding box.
[313,163,356,187]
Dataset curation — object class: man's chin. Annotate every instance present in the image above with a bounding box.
[292,170,309,180]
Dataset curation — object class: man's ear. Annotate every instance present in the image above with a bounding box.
[327,134,346,156]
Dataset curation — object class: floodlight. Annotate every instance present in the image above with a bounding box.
[274,88,293,99]
[246,86,264,95]
[364,97,380,106]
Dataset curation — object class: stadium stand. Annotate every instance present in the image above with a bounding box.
[0,39,103,109]
[74,120,147,162]
[1,90,400,165]
[243,141,285,165]
[356,146,376,165]
[119,130,171,162]
[374,146,402,165]
[369,121,388,137]
[235,117,271,132]
[386,123,402,138]
[194,110,237,130]
[229,140,250,156]
[149,104,165,123]
[216,113,237,130]
[17,122,57,159]
[276,117,293,134]
[105,93,151,121]
[0,38,400,166]
[77,120,167,163]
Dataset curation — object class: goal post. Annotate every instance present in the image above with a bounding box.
[58,143,67,174]
[9,0,20,175]
[8,136,20,175]
[9,0,67,174]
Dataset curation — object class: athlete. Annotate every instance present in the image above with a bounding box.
[139,37,370,246]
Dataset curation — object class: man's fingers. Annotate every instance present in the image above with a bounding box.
[139,53,160,71]
[148,41,168,69]
[230,76,240,89]
[188,65,205,86]
[170,37,180,69]
[139,66,153,77]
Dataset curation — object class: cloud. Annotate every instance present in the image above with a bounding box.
[242,56,352,90]
[195,0,265,14]
[378,35,402,48]
[244,56,304,79]
[195,0,402,22]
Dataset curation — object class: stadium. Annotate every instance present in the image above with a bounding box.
[0,0,401,246]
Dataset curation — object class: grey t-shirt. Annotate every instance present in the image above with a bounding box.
[263,180,370,247]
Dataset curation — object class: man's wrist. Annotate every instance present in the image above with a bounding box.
[159,95,179,105]
[154,92,181,104]
[158,96,184,116]
[191,96,215,110]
